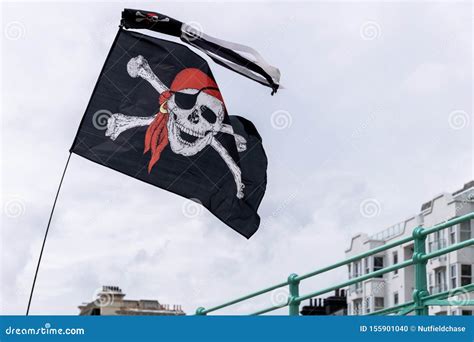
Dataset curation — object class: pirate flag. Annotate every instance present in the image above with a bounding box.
[71,27,270,238]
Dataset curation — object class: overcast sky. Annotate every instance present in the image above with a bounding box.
[1,1,472,315]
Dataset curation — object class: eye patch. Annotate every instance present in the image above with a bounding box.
[172,87,219,110]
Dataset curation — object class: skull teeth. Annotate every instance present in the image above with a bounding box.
[175,122,205,138]
[177,134,197,147]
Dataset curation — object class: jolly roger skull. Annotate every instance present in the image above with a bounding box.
[167,87,225,156]
[104,55,247,199]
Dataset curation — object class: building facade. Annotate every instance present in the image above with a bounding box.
[345,181,474,315]
[79,286,185,316]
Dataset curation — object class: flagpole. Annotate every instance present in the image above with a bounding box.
[26,152,72,315]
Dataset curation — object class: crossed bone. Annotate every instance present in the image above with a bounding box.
[135,10,170,23]
[105,56,247,199]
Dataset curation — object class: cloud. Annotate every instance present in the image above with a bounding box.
[402,63,447,95]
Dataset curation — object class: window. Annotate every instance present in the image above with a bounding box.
[428,240,433,253]
[374,256,384,278]
[348,264,352,279]
[429,273,433,293]
[365,297,371,314]
[435,270,447,293]
[430,230,446,252]
[429,231,439,252]
[354,262,360,277]
[450,264,457,289]
[353,299,362,315]
[393,292,399,305]
[393,251,398,275]
[462,310,472,316]
[375,297,384,311]
[449,226,456,245]
[364,258,370,274]
[461,264,472,286]
[354,262,362,292]
[460,221,471,242]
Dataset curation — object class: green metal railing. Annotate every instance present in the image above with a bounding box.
[195,212,474,316]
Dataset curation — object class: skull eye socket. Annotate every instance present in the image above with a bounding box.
[200,105,217,124]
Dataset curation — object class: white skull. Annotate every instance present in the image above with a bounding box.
[167,88,225,156]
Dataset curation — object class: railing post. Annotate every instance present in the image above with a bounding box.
[412,227,429,315]
[288,273,300,316]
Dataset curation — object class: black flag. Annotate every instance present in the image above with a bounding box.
[71,28,267,238]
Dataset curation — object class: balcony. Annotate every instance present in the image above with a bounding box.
[428,239,447,253]
[431,284,448,294]
[428,239,447,269]
[430,257,447,270]
[348,283,363,298]
[363,277,386,297]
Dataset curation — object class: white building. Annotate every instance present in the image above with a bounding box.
[79,286,185,316]
[345,181,474,315]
